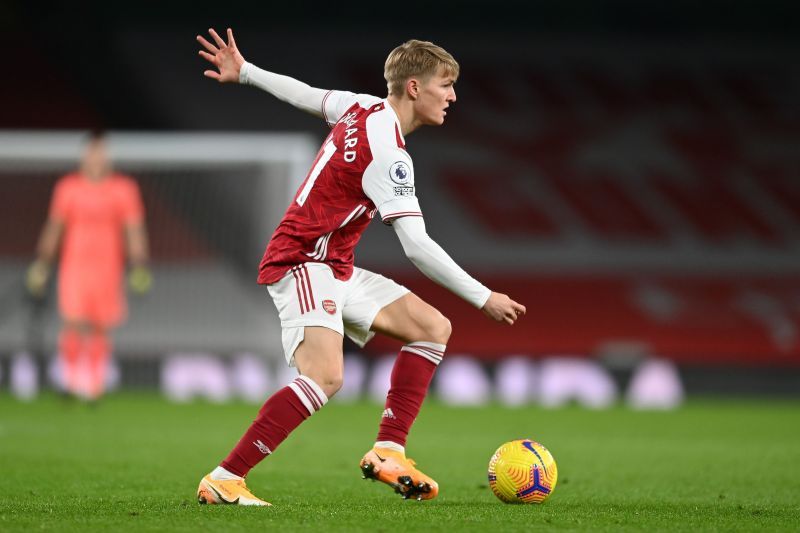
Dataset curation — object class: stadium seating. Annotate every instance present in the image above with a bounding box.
[1,31,797,373]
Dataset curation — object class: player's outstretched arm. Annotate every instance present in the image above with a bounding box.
[392,216,525,325]
[197,27,329,118]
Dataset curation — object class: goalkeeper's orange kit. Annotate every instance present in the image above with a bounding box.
[49,172,144,326]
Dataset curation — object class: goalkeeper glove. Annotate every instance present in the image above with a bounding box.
[25,260,50,298]
[128,266,153,294]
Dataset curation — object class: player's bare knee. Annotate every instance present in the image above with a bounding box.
[296,360,343,398]
[425,314,452,345]
[316,372,343,398]
[440,316,453,344]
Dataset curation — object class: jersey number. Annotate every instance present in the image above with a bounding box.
[296,140,337,206]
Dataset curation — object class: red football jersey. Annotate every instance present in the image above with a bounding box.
[258,91,422,284]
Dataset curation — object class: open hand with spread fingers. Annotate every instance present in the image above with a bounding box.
[197,27,245,83]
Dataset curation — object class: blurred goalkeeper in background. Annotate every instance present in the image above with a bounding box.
[26,132,151,401]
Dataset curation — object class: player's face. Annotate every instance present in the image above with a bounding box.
[81,139,112,181]
[416,67,457,126]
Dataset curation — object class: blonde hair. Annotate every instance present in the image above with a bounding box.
[384,39,459,96]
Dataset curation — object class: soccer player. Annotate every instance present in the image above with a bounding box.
[26,132,151,401]
[195,28,525,506]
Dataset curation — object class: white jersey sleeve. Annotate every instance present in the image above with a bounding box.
[239,62,328,117]
[362,111,421,223]
[321,91,382,127]
[393,216,492,309]
[239,62,380,125]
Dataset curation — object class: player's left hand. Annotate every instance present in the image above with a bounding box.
[481,292,526,325]
[25,260,50,299]
[197,27,245,83]
[128,265,153,294]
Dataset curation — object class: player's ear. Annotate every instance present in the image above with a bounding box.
[406,78,420,100]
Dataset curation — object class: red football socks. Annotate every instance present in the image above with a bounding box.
[221,375,328,477]
[376,342,445,447]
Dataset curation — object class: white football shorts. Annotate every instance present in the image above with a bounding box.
[267,262,409,366]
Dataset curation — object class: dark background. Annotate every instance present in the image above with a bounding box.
[4,0,799,130]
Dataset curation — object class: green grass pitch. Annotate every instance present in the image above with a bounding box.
[1,393,798,531]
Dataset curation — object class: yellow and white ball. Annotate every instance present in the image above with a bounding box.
[487,439,558,504]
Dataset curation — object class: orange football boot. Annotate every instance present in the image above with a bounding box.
[360,447,439,500]
[197,474,271,506]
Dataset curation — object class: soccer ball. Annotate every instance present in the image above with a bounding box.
[487,439,558,504]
